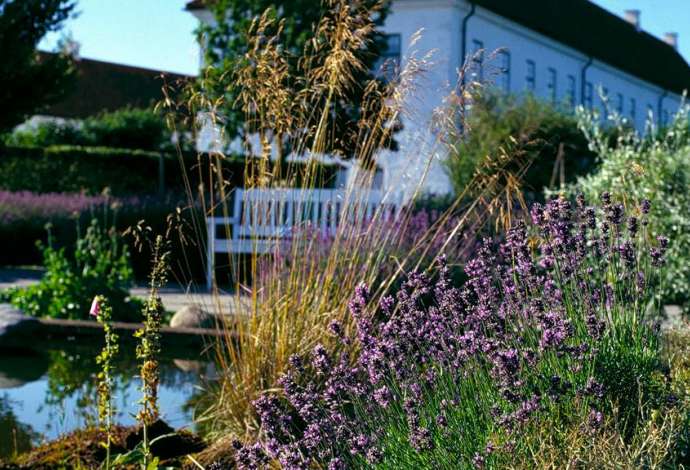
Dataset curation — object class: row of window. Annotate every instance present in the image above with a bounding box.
[469,40,657,122]
[380,34,670,126]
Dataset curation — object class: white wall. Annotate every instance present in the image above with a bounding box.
[188,0,687,199]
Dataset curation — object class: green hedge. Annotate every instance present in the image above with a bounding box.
[0,145,339,195]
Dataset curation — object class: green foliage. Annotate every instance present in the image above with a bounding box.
[0,144,339,195]
[6,107,182,152]
[594,320,664,438]
[2,219,141,321]
[444,92,598,199]
[5,119,84,147]
[565,106,690,311]
[0,0,75,133]
[0,145,169,195]
[93,296,119,470]
[84,107,175,152]
[131,231,173,467]
[195,0,393,158]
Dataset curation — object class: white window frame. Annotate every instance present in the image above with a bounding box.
[566,75,576,107]
[526,60,536,92]
[498,50,511,93]
[471,39,484,82]
[584,82,593,109]
[547,67,557,104]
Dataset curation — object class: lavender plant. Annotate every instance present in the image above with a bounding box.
[233,195,672,469]
[90,295,119,470]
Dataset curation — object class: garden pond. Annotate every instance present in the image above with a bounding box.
[0,338,214,460]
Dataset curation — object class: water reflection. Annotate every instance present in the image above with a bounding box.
[0,341,212,460]
[0,395,37,458]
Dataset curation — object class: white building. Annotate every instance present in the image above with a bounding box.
[186,0,690,197]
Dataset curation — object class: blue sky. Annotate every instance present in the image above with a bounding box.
[39,0,690,76]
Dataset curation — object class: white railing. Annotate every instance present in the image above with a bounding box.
[205,188,401,289]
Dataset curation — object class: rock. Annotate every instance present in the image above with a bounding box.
[124,419,206,460]
[0,304,40,345]
[173,359,205,373]
[169,304,216,329]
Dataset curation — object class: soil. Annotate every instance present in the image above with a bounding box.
[0,420,206,469]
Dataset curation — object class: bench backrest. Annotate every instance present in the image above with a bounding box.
[233,188,397,235]
[205,188,401,286]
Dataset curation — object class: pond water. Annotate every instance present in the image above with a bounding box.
[0,339,214,460]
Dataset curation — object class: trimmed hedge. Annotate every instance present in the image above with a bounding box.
[0,145,339,195]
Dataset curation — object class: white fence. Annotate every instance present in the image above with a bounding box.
[205,188,401,289]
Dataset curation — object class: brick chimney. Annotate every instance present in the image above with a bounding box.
[624,9,641,30]
[663,32,679,50]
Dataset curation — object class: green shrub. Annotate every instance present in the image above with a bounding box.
[83,107,174,151]
[563,106,690,311]
[5,107,178,152]
[1,219,142,321]
[444,92,598,200]
[6,120,85,147]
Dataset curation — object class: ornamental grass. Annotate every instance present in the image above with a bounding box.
[167,0,519,443]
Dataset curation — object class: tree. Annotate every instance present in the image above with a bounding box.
[0,0,76,133]
[195,0,394,161]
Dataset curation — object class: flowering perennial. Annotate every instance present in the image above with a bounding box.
[233,195,667,469]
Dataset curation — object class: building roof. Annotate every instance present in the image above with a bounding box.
[42,55,193,119]
[184,0,206,11]
[472,0,690,95]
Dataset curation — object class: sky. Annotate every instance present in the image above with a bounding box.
[38,0,690,77]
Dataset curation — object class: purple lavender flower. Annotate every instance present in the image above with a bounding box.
[373,385,392,408]
[327,458,345,470]
[582,377,605,399]
[327,319,343,338]
[600,191,611,206]
[588,408,604,430]
[312,344,331,375]
[640,199,651,215]
[409,425,433,452]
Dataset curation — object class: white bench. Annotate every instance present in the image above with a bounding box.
[205,188,401,288]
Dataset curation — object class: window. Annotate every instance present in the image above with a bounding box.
[373,33,401,80]
[630,97,636,122]
[584,82,593,109]
[616,93,624,114]
[471,39,484,82]
[526,60,536,92]
[498,50,511,93]
[566,75,576,107]
[547,68,557,103]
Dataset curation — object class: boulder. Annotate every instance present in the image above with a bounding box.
[0,304,40,345]
[169,304,216,329]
